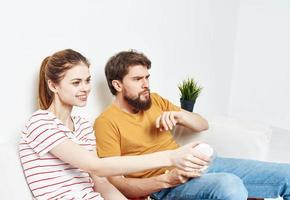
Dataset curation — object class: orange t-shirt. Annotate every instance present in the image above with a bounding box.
[94,93,180,178]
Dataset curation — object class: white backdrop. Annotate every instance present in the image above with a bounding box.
[0,0,289,143]
[229,0,290,130]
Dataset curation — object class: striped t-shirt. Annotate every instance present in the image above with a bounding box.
[19,109,103,200]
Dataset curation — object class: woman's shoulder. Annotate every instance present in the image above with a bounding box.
[27,109,55,122]
[23,109,56,132]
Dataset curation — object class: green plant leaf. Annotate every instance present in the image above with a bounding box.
[178,78,203,101]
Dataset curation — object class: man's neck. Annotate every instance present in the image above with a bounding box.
[114,95,138,114]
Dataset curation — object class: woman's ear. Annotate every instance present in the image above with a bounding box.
[112,80,122,92]
[47,79,58,93]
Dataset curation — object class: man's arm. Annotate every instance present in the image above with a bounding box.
[108,175,166,198]
[177,109,209,131]
[156,109,208,133]
[108,168,201,199]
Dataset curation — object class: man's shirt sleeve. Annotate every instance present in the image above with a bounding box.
[151,93,181,112]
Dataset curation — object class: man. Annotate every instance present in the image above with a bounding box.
[94,50,290,200]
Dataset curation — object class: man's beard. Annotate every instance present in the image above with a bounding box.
[124,89,152,112]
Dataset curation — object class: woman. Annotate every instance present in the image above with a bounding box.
[19,49,207,200]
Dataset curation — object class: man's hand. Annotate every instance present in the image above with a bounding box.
[170,142,211,172]
[155,110,208,132]
[156,111,182,131]
[161,168,201,188]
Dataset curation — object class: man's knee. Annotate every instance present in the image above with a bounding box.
[214,173,248,200]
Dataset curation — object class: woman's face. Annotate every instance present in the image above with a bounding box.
[54,63,91,108]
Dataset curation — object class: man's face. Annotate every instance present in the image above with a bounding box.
[121,65,151,111]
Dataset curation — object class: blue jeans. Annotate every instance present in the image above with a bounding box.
[150,157,290,200]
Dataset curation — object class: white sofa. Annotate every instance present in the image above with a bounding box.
[174,115,289,200]
[0,136,33,199]
[1,115,287,200]
[174,115,272,161]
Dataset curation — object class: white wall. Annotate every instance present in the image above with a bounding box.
[0,0,238,142]
[229,0,290,130]
[4,0,289,143]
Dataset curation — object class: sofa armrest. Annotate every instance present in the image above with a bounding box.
[173,115,272,161]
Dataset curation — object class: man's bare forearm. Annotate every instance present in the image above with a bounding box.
[178,110,208,132]
[155,110,208,133]
[91,175,127,200]
[107,168,196,199]
[108,175,169,198]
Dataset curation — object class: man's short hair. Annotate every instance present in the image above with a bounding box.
[105,50,151,95]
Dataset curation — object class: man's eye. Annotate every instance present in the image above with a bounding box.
[86,79,91,83]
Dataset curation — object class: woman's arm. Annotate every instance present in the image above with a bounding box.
[90,174,127,200]
[50,139,209,177]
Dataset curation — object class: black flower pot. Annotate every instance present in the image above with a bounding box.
[180,99,196,112]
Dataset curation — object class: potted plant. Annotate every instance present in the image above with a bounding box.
[178,78,202,112]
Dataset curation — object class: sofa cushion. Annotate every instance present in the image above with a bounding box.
[0,136,32,200]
